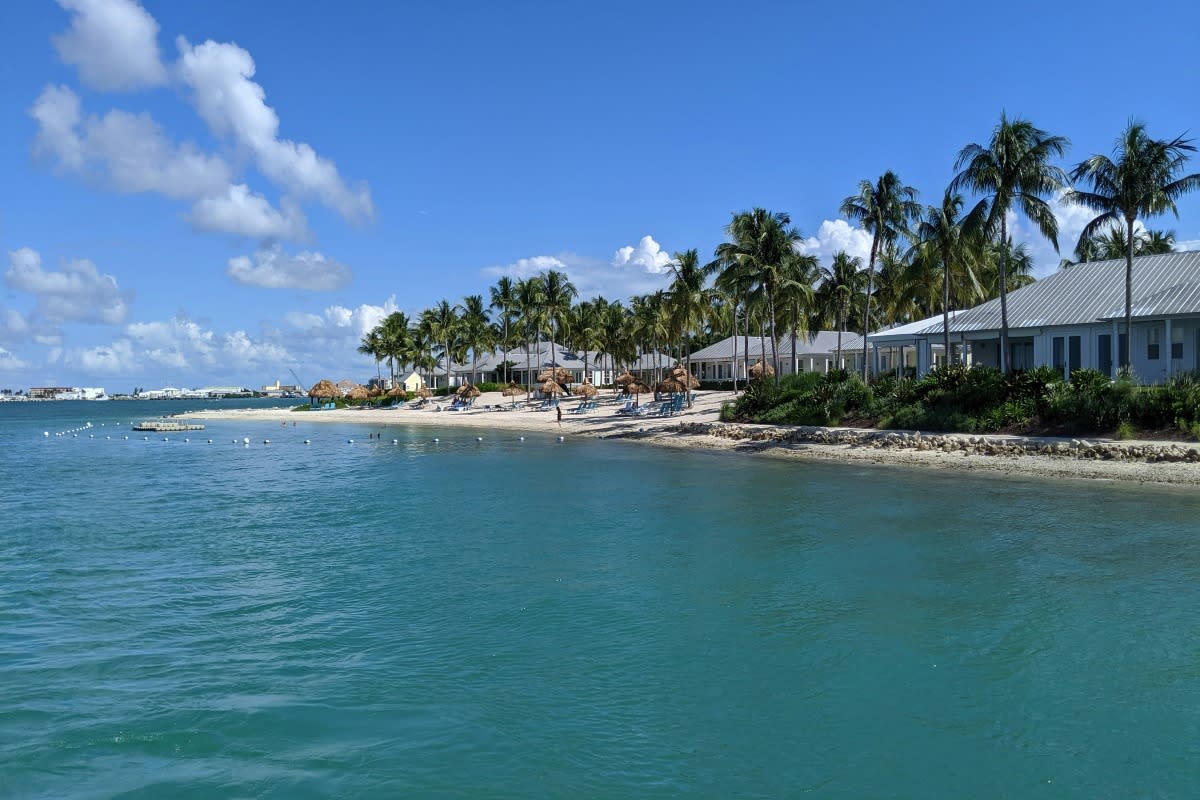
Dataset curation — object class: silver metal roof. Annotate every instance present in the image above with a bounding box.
[688,331,861,361]
[871,250,1200,339]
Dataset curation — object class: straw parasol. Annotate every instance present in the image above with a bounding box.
[614,370,636,386]
[537,367,572,384]
[540,379,565,396]
[386,385,407,398]
[456,383,481,398]
[656,376,688,394]
[623,377,651,397]
[416,386,433,398]
[346,384,370,401]
[308,379,342,398]
[671,365,701,389]
[575,381,598,398]
[748,359,775,379]
[502,381,526,406]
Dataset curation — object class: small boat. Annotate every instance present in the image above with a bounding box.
[131,418,206,432]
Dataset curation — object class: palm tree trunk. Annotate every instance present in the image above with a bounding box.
[789,298,798,377]
[730,301,739,394]
[861,235,880,381]
[835,298,844,368]
[942,255,952,366]
[768,290,780,382]
[742,294,750,388]
[1124,215,1135,370]
[502,311,509,384]
[999,219,1010,374]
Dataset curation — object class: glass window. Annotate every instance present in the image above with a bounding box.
[1172,325,1184,359]
[1148,326,1161,360]
[1052,337,1065,372]
[1069,336,1081,372]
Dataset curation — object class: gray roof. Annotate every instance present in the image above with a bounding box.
[689,331,862,361]
[874,250,1200,338]
[451,342,670,374]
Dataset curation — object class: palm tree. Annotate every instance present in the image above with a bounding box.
[840,172,921,380]
[422,300,462,390]
[816,252,866,369]
[379,311,411,385]
[911,190,984,363]
[952,113,1069,373]
[712,252,754,391]
[460,294,493,385]
[358,328,384,383]
[569,299,605,385]
[778,250,818,375]
[542,270,577,379]
[489,276,517,383]
[1066,121,1200,368]
[715,209,803,380]
[1068,225,1177,266]
[667,249,710,404]
[976,238,1036,300]
[598,301,634,389]
[515,277,547,385]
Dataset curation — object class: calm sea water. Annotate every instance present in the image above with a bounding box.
[2,400,1199,798]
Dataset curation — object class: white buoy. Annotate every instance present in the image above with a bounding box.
[89,434,94,439]
[43,431,49,437]
[392,439,398,444]
[106,436,110,440]
[304,439,310,444]
[242,437,250,445]
[558,436,565,442]
[163,437,169,442]
[476,436,483,442]
[123,436,128,440]
[73,434,78,438]
[184,438,189,443]
[143,436,148,441]
[207,439,212,444]
[518,436,524,441]
[433,437,439,442]
[263,439,270,444]
[347,438,354,444]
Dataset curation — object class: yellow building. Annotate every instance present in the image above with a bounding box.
[401,371,424,392]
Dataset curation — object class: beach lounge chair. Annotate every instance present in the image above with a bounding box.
[614,399,636,415]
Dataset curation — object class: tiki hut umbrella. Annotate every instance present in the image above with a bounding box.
[748,359,775,380]
[502,381,526,407]
[368,385,384,398]
[308,379,341,399]
[386,385,407,399]
[672,365,701,389]
[346,384,370,401]
[656,376,688,394]
[457,384,481,398]
[416,386,433,399]
[623,377,651,401]
[540,379,565,396]
[575,381,598,398]
[615,370,636,386]
[537,367,572,384]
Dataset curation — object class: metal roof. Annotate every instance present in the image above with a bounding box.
[872,250,1200,338]
[688,331,862,361]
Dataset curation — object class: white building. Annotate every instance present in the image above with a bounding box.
[687,331,866,381]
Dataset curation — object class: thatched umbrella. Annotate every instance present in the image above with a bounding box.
[386,385,407,399]
[657,376,688,394]
[346,384,370,401]
[671,366,701,389]
[308,379,341,399]
[537,367,572,384]
[416,386,432,399]
[368,385,384,398]
[575,381,598,398]
[748,359,775,380]
[614,371,636,386]
[540,380,565,396]
[457,384,481,398]
[502,381,526,406]
[623,378,652,399]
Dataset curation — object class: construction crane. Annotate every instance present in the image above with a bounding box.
[289,368,308,392]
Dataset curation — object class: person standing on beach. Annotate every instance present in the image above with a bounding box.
[556,405,562,426]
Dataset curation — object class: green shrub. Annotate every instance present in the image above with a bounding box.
[1116,421,1137,440]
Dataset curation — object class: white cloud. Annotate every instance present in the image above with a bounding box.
[1176,238,1200,252]
[612,235,672,274]
[222,330,290,369]
[187,185,308,240]
[5,247,131,325]
[0,347,29,371]
[483,245,672,302]
[30,85,233,200]
[68,339,137,374]
[175,37,374,222]
[797,219,873,264]
[226,244,351,290]
[54,0,167,91]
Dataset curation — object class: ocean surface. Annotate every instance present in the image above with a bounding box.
[2,399,1199,798]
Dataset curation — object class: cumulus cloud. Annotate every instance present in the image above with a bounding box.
[1176,237,1200,252]
[226,243,351,290]
[5,247,131,325]
[0,346,29,371]
[797,219,873,264]
[612,235,672,274]
[54,0,167,91]
[187,185,308,240]
[1008,190,1102,277]
[175,37,374,222]
[482,238,674,302]
[67,338,137,374]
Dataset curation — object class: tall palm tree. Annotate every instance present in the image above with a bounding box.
[712,252,754,391]
[422,300,462,390]
[515,277,547,385]
[715,208,803,380]
[778,250,818,375]
[460,294,493,385]
[569,299,605,385]
[840,172,921,380]
[1067,225,1177,266]
[358,328,384,383]
[1066,121,1200,368]
[976,238,1036,300]
[542,270,578,379]
[816,252,866,369]
[952,113,1069,373]
[489,276,517,383]
[379,311,411,385]
[598,301,634,389]
[666,249,710,403]
[911,190,984,363]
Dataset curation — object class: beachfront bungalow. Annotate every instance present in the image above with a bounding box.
[443,343,671,387]
[687,331,866,381]
[863,251,1200,382]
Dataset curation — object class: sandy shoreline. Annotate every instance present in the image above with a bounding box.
[184,390,1200,486]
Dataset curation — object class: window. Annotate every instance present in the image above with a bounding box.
[1172,325,1184,359]
[1052,337,1065,374]
[1148,326,1161,360]
[1069,336,1081,372]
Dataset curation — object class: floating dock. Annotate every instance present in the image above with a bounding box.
[132,419,206,432]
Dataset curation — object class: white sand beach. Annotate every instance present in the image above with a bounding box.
[186,390,1200,486]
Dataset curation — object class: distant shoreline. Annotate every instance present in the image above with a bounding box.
[184,390,1200,486]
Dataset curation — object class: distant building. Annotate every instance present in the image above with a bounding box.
[29,387,73,399]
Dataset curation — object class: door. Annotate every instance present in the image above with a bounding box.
[1098,334,1112,377]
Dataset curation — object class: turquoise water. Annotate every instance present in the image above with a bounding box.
[2,401,1199,798]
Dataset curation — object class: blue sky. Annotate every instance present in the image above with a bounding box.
[2,0,1199,390]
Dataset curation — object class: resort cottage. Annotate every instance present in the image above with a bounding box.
[865,251,1200,382]
[687,331,865,382]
